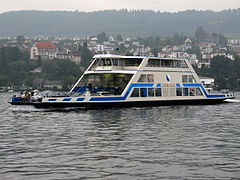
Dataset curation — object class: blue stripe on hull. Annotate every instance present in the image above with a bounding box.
[183,83,225,98]
[90,83,154,101]
[74,83,226,102]
[63,98,71,101]
[48,99,57,101]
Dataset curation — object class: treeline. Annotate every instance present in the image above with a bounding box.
[195,55,240,90]
[0,45,92,90]
[1,46,240,91]
[1,9,240,37]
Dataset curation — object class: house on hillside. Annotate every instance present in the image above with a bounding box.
[200,76,215,92]
[30,41,58,60]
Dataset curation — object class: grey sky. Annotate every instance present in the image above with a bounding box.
[0,0,240,13]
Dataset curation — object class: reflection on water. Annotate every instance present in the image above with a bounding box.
[0,93,240,179]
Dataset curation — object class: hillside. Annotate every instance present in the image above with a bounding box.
[0,9,240,37]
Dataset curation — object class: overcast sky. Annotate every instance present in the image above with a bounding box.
[0,0,240,13]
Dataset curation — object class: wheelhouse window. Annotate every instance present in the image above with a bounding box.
[95,58,143,67]
[112,59,119,66]
[147,59,188,68]
[161,59,174,68]
[124,58,143,66]
[96,58,112,66]
[147,59,160,67]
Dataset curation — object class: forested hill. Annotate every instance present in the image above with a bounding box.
[0,9,240,37]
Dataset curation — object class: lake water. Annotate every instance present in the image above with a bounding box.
[1,92,240,180]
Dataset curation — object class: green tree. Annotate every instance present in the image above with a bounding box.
[171,33,184,45]
[96,32,108,44]
[218,34,228,46]
[37,56,42,67]
[210,56,233,89]
[186,44,202,60]
[79,42,93,70]
[42,59,81,77]
[195,27,208,42]
[17,35,25,45]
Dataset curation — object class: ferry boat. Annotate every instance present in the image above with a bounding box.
[10,54,235,108]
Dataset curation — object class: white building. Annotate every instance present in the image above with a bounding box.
[200,76,215,91]
[30,41,58,60]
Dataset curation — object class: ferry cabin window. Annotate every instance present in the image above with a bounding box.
[189,75,194,83]
[130,87,162,97]
[182,75,195,83]
[182,75,188,83]
[147,59,188,68]
[189,88,196,96]
[131,88,140,97]
[175,87,203,96]
[147,59,160,67]
[183,88,189,96]
[97,58,112,66]
[76,73,133,95]
[124,58,143,66]
[148,88,154,97]
[112,59,119,66]
[130,86,203,98]
[140,88,147,97]
[138,74,154,82]
[181,61,188,68]
[196,88,203,96]
[147,74,154,82]
[155,88,162,96]
[176,88,182,96]
[161,59,174,68]
[138,74,146,82]
[96,58,142,67]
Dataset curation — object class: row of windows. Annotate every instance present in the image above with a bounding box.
[131,88,162,97]
[176,87,203,96]
[94,58,188,68]
[130,87,203,98]
[96,58,143,67]
[137,74,195,83]
[146,59,188,68]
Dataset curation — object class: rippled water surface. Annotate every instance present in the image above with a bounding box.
[1,92,240,180]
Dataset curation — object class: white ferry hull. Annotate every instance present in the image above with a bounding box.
[9,97,233,109]
[10,54,236,109]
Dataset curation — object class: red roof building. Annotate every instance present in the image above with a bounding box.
[36,41,57,49]
[30,41,58,60]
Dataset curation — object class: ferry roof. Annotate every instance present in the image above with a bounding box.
[93,54,188,61]
[93,54,145,59]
